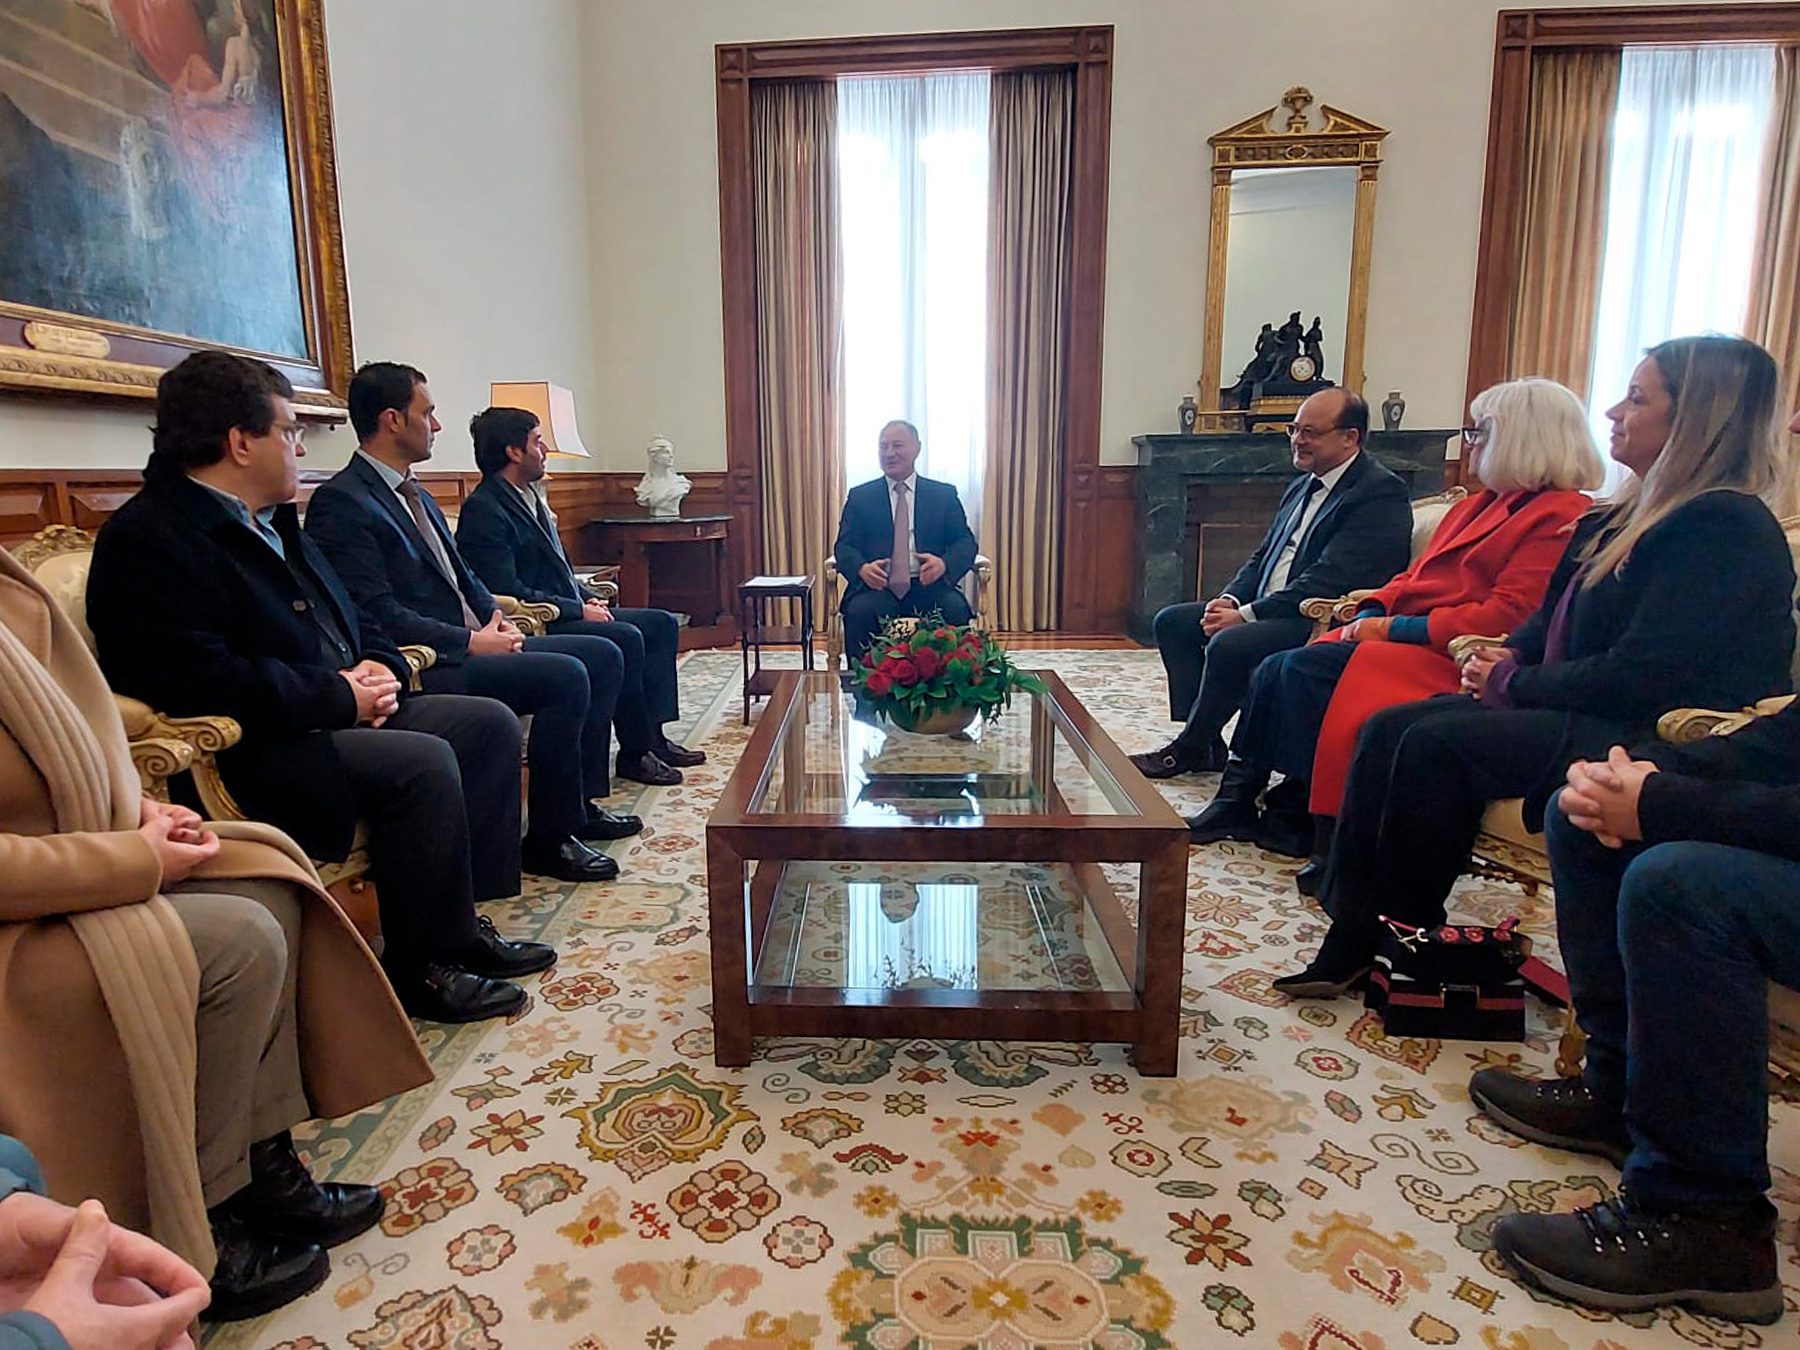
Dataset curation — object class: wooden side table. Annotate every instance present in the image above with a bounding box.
[585,514,733,649]
[738,575,814,722]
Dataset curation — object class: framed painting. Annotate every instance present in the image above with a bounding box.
[0,0,351,413]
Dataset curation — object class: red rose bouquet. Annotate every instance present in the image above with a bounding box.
[849,619,1044,731]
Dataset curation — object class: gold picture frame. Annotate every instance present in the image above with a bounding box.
[0,0,352,416]
[1198,87,1387,432]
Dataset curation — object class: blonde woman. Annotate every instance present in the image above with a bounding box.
[1279,335,1797,997]
[1194,378,1603,878]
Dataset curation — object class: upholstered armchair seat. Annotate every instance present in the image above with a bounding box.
[824,553,994,668]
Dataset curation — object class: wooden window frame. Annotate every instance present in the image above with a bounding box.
[1466,3,1800,412]
[714,25,1114,628]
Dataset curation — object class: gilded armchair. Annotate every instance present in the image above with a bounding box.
[11,525,442,945]
[823,554,994,668]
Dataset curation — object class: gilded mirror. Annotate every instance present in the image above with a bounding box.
[1199,88,1387,432]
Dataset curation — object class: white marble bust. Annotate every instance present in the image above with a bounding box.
[633,435,692,517]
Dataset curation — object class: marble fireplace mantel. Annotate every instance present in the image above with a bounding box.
[1127,430,1454,643]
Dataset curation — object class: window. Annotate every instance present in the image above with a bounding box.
[1586,44,1775,478]
[837,73,990,519]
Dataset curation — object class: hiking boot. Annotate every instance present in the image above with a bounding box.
[1494,1194,1782,1325]
[1469,1069,1629,1166]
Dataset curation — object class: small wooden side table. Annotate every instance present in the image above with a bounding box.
[585,514,732,649]
[738,575,814,722]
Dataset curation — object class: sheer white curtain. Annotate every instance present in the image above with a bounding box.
[837,73,990,525]
[1587,45,1775,490]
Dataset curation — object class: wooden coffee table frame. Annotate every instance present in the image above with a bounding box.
[706,672,1190,1075]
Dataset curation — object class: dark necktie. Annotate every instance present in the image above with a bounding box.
[1258,476,1325,598]
[396,478,480,628]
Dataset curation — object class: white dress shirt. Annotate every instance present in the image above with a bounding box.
[1240,451,1359,621]
[888,472,919,576]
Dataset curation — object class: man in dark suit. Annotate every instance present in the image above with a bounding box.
[455,406,702,773]
[1465,699,1800,1325]
[305,364,666,888]
[88,351,555,1025]
[1139,390,1411,810]
[833,419,978,661]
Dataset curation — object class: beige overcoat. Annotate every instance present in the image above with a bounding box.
[0,557,432,1271]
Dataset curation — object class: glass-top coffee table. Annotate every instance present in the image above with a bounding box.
[706,671,1189,1075]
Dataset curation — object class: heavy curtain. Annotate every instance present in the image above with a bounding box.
[1505,50,1620,401]
[751,81,845,587]
[1749,47,1800,428]
[981,68,1074,632]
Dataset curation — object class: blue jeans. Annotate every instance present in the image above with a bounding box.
[1547,795,1800,1211]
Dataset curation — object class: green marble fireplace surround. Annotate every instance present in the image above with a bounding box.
[1127,431,1453,644]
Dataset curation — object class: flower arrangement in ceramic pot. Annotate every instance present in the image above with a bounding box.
[849,617,1045,734]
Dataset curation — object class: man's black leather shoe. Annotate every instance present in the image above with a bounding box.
[203,1207,329,1323]
[1185,799,1261,844]
[658,739,707,767]
[617,751,683,786]
[236,1131,384,1249]
[393,963,527,1023]
[577,806,643,841]
[522,836,621,882]
[454,916,557,979]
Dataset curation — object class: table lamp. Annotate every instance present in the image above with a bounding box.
[488,381,591,459]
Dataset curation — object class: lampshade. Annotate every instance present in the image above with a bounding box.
[488,381,591,458]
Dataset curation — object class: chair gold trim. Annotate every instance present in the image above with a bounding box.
[823,554,994,669]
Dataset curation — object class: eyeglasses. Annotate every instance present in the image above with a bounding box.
[1285,422,1346,441]
[1460,423,1490,450]
[272,421,306,447]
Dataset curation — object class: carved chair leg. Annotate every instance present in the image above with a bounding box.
[327,876,384,954]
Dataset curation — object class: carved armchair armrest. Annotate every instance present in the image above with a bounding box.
[397,645,437,693]
[1657,693,1796,744]
[127,736,195,802]
[1299,588,1379,637]
[1446,633,1511,666]
[112,695,245,815]
[970,554,993,630]
[493,594,561,637]
[572,568,621,606]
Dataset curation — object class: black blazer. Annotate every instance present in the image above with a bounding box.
[455,475,589,622]
[1220,451,1413,623]
[304,453,499,667]
[88,471,409,860]
[833,476,978,601]
[1503,492,1795,725]
[1640,697,1800,862]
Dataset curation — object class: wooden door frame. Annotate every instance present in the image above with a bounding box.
[715,25,1114,628]
[1465,4,1800,418]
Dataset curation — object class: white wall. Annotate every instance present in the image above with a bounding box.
[0,0,1758,473]
[578,0,1730,468]
[0,0,598,471]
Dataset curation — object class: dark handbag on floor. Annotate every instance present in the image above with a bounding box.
[1364,915,1530,1041]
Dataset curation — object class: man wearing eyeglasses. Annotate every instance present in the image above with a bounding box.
[1136,390,1412,818]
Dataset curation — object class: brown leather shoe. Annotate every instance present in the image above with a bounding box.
[617,751,683,786]
[657,739,706,767]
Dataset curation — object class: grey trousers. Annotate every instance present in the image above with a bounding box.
[168,877,309,1209]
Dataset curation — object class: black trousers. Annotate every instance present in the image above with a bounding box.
[842,580,972,662]
[1230,638,1357,782]
[1317,695,1629,949]
[547,606,681,747]
[1152,602,1313,754]
[326,693,521,972]
[422,635,622,844]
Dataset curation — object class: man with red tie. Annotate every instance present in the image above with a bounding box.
[831,420,978,662]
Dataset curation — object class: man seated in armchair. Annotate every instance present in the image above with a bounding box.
[832,420,978,663]
[88,351,556,1026]
[305,362,657,889]
[1470,697,1800,1325]
[454,405,702,774]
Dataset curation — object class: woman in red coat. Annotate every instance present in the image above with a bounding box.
[1193,378,1604,877]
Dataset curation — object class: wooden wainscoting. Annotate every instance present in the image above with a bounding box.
[1093,465,1137,636]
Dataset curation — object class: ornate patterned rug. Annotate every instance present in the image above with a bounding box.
[210,649,1799,1350]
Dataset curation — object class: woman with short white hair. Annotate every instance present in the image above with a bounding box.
[1190,377,1604,884]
